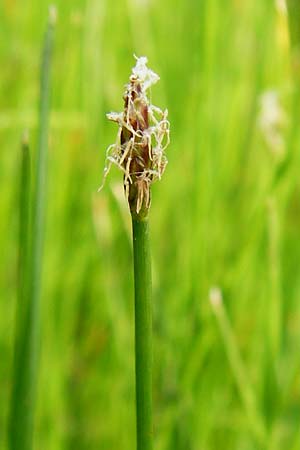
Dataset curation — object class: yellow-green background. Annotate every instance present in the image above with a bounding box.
[1,0,300,449]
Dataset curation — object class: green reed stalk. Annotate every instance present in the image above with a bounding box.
[286,0,300,51]
[8,10,55,450]
[102,56,169,450]
[287,0,300,97]
[9,133,31,450]
[132,216,153,450]
[286,1,300,117]
[267,198,281,359]
[210,289,266,447]
[30,7,55,307]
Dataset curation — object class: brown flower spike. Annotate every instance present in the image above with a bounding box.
[100,56,170,218]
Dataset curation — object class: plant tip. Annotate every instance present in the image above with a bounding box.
[100,55,170,217]
[209,287,223,308]
[22,129,30,146]
[49,4,57,25]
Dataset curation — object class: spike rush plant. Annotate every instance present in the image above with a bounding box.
[9,9,55,450]
[100,56,170,450]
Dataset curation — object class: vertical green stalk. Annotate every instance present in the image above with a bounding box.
[286,1,300,127]
[9,133,31,450]
[286,0,300,128]
[286,0,300,52]
[8,10,55,450]
[102,56,168,450]
[267,197,281,359]
[132,216,153,450]
[31,9,55,316]
[210,289,266,447]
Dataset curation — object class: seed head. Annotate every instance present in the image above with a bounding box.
[100,55,170,218]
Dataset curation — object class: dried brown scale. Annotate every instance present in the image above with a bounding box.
[100,56,170,218]
[123,84,151,216]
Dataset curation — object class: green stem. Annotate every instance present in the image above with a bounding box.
[267,197,281,359]
[286,0,300,50]
[31,10,55,313]
[8,12,55,450]
[132,216,153,450]
[9,134,31,450]
[210,292,266,447]
[287,0,300,83]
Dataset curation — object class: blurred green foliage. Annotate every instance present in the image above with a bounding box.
[1,0,300,449]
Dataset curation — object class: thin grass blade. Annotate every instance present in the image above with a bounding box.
[210,288,267,447]
[8,9,55,450]
[9,132,31,449]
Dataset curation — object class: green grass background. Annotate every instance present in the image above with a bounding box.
[1,0,300,449]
